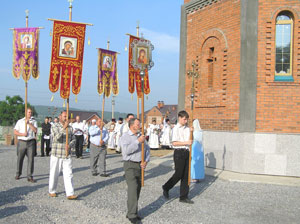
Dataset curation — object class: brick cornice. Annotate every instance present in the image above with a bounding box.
[184,0,221,14]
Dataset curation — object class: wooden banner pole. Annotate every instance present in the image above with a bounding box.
[187,61,199,186]
[141,75,145,187]
[99,40,110,140]
[188,102,194,186]
[65,0,73,156]
[136,22,140,119]
[24,10,29,132]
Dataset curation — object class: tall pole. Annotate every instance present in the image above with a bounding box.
[100,40,110,140]
[24,9,29,131]
[136,21,140,119]
[187,61,199,185]
[111,95,115,119]
[140,69,145,187]
[65,0,73,156]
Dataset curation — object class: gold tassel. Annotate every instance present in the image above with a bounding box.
[63,100,65,108]
[146,95,148,100]
[50,95,54,102]
[131,94,133,100]
[88,37,91,46]
[75,95,78,103]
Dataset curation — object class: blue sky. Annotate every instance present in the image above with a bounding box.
[0,0,182,113]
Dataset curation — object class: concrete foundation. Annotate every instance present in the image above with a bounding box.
[203,131,300,177]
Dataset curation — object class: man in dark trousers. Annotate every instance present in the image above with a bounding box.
[41,117,51,157]
[120,118,150,224]
[162,110,194,204]
[14,108,38,183]
[72,115,85,158]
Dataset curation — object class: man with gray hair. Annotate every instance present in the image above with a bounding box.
[89,118,109,177]
[120,118,150,223]
[86,119,96,153]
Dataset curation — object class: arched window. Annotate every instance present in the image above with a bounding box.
[275,12,293,81]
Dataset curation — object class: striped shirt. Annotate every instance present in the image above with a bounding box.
[51,122,75,159]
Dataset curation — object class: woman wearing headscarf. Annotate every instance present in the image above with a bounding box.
[191,119,205,182]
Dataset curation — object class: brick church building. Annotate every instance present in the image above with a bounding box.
[178,0,300,176]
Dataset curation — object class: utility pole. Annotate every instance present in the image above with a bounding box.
[111,95,115,119]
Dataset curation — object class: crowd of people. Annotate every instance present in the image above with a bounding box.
[13,109,204,224]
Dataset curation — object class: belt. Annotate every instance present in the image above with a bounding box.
[124,160,141,164]
[19,139,35,142]
[91,143,105,147]
[174,148,189,151]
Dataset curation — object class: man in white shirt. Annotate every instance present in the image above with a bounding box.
[72,116,85,159]
[14,108,38,183]
[89,118,109,177]
[148,120,160,150]
[116,114,134,154]
[162,111,194,204]
[160,118,172,149]
[114,117,123,154]
[107,119,117,150]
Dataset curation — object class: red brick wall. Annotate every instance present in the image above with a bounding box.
[256,0,300,133]
[185,0,241,131]
[145,107,163,126]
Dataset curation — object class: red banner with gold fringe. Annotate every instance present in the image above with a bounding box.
[49,20,86,99]
[128,35,150,98]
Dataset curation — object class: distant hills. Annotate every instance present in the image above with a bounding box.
[34,105,129,123]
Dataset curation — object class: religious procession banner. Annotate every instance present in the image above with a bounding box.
[128,35,150,98]
[98,48,119,97]
[49,20,86,99]
[12,27,40,81]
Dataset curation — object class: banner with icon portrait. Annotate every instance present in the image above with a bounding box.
[12,27,40,81]
[49,20,86,99]
[98,48,119,97]
[128,35,150,98]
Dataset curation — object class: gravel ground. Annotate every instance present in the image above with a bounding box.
[1,145,300,224]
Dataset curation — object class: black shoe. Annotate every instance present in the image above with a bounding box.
[128,217,139,224]
[100,174,109,177]
[27,178,36,183]
[179,198,194,204]
[92,173,99,176]
[126,215,142,220]
[41,155,45,157]
[15,176,20,180]
[162,186,169,199]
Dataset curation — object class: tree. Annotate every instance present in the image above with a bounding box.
[0,95,37,126]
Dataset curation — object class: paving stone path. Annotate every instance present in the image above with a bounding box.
[0,146,300,224]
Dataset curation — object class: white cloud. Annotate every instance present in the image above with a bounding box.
[140,28,179,53]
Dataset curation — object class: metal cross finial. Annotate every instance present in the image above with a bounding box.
[68,0,73,6]
[25,9,29,17]
[187,61,199,95]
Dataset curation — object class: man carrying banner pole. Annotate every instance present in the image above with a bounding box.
[48,0,92,156]
[127,35,154,186]
[11,10,43,182]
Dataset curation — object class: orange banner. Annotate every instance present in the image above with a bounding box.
[49,20,86,99]
[128,35,150,98]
